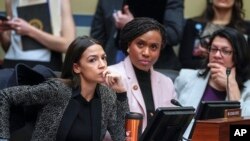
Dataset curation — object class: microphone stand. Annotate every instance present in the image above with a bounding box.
[226,68,231,96]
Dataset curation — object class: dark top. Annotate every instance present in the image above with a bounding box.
[133,66,155,122]
[66,90,101,141]
[201,84,226,101]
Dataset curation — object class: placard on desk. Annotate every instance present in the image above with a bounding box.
[224,108,241,118]
[192,116,250,141]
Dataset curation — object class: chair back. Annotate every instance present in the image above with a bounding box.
[155,69,179,82]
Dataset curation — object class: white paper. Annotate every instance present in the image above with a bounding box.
[19,0,47,6]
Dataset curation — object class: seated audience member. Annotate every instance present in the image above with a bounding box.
[91,0,184,70]
[109,17,176,132]
[179,0,250,69]
[0,0,75,71]
[175,27,250,139]
[0,36,129,141]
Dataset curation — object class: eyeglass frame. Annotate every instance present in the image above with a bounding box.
[208,46,234,57]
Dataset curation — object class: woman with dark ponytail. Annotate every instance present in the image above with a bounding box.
[0,36,128,141]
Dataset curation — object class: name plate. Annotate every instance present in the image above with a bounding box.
[224,108,241,118]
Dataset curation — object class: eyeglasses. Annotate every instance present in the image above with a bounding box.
[209,46,233,56]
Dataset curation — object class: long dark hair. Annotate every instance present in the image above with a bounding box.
[61,36,101,87]
[198,27,250,91]
[119,17,167,55]
[197,0,246,33]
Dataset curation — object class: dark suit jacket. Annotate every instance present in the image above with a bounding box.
[91,0,184,70]
[179,19,207,69]
[0,79,128,141]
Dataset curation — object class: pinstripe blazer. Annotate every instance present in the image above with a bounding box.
[0,79,128,141]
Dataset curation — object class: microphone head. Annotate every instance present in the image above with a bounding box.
[171,99,183,107]
[226,68,231,76]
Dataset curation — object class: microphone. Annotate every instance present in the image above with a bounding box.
[226,68,231,76]
[226,68,231,96]
[171,99,183,107]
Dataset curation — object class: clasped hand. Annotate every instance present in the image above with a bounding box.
[102,70,126,93]
[208,63,236,89]
[0,17,34,36]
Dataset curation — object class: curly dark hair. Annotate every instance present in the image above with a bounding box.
[119,17,167,55]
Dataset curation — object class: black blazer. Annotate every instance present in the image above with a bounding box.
[179,19,207,69]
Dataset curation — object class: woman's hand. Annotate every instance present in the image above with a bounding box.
[193,45,209,58]
[208,63,237,88]
[208,63,228,89]
[208,63,240,100]
[0,17,12,33]
[113,5,134,29]
[6,18,35,36]
[102,70,126,93]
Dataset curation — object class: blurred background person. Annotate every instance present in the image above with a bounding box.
[0,0,75,71]
[91,0,184,70]
[0,36,128,141]
[175,27,250,139]
[179,0,250,69]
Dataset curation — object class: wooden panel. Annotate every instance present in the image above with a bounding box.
[192,117,250,141]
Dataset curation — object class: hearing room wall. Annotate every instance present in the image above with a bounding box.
[1,0,250,61]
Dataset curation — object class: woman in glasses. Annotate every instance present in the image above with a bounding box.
[175,27,250,139]
[178,0,250,69]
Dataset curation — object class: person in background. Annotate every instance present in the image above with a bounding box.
[91,0,184,70]
[175,27,250,139]
[109,17,176,132]
[179,0,250,69]
[0,36,128,141]
[0,0,75,71]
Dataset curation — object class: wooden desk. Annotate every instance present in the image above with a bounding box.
[192,116,250,141]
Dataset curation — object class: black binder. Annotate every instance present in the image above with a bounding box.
[17,2,52,51]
